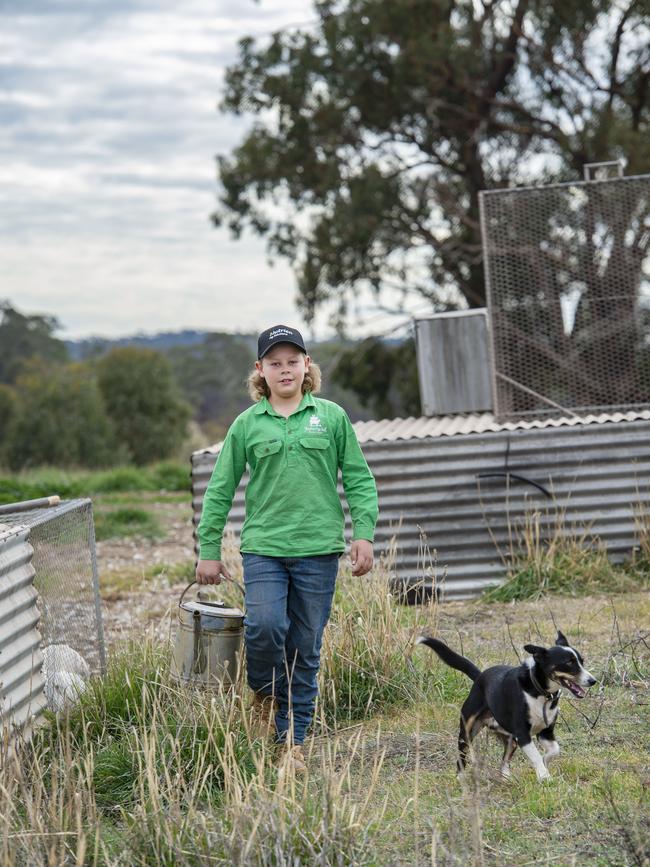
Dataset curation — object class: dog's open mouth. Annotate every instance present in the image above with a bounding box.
[559,677,586,698]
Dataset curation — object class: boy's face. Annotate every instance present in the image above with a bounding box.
[255,343,310,400]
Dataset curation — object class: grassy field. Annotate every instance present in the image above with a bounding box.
[2,482,649,864]
[2,544,649,866]
[0,461,191,505]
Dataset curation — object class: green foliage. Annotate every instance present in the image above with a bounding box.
[94,507,163,541]
[148,460,191,491]
[0,383,17,459]
[319,573,448,726]
[0,300,69,385]
[0,460,190,505]
[3,360,123,471]
[331,336,420,418]
[217,1,650,325]
[96,347,192,465]
[167,332,254,426]
[83,466,154,493]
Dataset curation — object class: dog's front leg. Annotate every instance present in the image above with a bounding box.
[519,739,552,781]
[498,735,517,779]
[538,726,560,768]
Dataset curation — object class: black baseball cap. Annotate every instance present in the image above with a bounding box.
[257,325,307,359]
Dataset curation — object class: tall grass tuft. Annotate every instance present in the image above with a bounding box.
[1,632,387,865]
[632,503,650,576]
[318,559,464,727]
[484,508,650,602]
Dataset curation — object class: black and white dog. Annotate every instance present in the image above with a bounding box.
[416,631,597,781]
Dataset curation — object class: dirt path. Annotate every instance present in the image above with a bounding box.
[96,495,198,650]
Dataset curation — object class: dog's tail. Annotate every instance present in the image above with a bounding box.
[416,636,481,682]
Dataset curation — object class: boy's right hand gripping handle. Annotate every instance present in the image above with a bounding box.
[181,577,245,609]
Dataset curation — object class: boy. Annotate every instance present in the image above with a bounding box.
[196,324,378,772]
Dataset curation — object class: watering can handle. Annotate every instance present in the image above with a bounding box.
[179,577,245,609]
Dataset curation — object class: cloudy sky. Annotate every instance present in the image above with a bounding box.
[1,0,421,341]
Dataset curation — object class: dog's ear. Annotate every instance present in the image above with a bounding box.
[524,644,546,658]
[555,630,569,647]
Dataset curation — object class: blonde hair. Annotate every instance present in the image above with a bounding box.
[247,359,322,402]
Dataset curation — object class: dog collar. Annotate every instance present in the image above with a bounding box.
[529,667,560,702]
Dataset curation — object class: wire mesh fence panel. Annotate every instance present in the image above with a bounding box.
[0,499,105,675]
[480,174,650,420]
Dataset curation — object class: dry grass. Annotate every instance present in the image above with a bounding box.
[485,507,650,602]
[2,531,649,865]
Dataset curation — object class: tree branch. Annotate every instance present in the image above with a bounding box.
[483,0,528,99]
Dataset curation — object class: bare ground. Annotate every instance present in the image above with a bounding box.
[96,495,197,649]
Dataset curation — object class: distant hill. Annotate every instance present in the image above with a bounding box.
[65,329,403,361]
[65,329,257,360]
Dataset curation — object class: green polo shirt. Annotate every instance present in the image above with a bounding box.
[197,393,378,559]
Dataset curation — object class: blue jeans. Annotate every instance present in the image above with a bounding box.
[242,552,339,744]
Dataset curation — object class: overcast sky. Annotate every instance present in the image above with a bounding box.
[1,0,422,341]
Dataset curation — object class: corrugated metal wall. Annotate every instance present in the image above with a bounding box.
[0,524,47,739]
[192,417,650,600]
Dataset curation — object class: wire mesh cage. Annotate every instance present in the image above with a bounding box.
[480,173,650,420]
[0,499,106,675]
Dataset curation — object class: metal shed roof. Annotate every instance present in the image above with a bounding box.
[192,408,650,456]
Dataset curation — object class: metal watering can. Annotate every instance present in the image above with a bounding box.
[171,579,245,688]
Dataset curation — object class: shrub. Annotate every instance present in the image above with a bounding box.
[3,360,123,471]
[0,460,191,505]
[96,348,191,465]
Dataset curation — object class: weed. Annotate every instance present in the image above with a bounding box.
[318,564,443,728]
[484,509,649,602]
[2,635,385,866]
[2,540,648,865]
[94,507,163,541]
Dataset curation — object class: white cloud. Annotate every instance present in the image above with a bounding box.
[0,0,328,340]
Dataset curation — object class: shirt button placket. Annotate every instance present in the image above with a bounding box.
[287,417,297,466]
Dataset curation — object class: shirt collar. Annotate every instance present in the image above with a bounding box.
[254,392,316,416]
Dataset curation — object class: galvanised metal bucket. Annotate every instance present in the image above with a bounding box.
[171,579,245,688]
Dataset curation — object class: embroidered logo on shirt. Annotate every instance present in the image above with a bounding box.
[306,415,327,433]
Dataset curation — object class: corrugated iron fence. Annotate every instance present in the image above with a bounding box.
[0,524,47,741]
[192,417,650,600]
[0,499,106,675]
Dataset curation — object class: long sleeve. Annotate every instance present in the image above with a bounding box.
[197,417,247,559]
[336,410,378,542]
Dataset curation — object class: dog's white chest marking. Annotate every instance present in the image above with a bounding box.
[524,692,559,733]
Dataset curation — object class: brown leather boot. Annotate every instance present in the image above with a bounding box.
[276,743,307,775]
[248,692,277,739]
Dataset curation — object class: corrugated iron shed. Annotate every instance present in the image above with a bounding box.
[0,523,47,741]
[191,410,650,600]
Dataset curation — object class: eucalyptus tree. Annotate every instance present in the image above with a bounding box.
[217,0,649,326]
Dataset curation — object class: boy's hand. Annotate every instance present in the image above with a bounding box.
[350,540,373,576]
[196,559,232,585]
